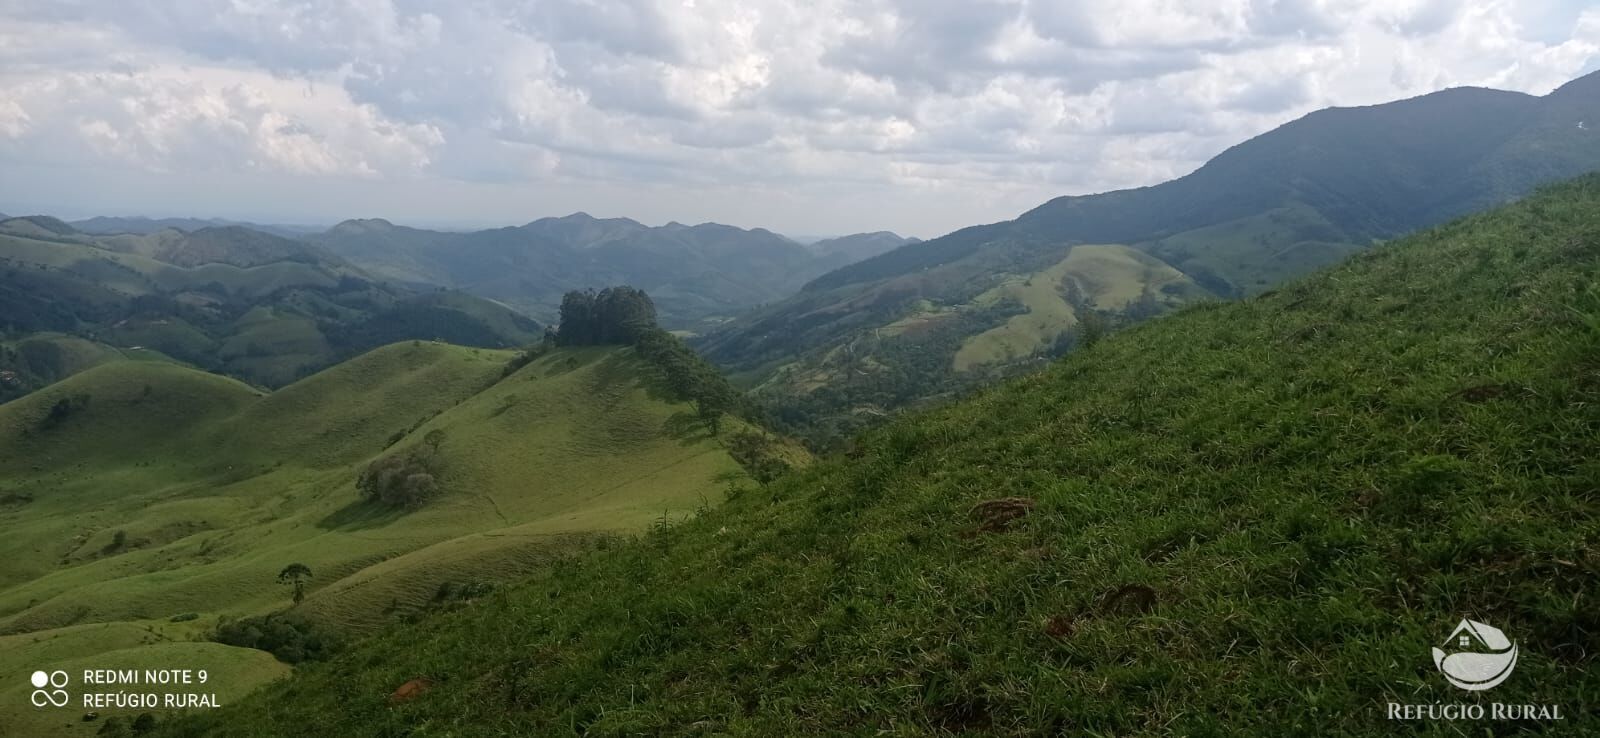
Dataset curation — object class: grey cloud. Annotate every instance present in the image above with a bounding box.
[0,0,1596,237]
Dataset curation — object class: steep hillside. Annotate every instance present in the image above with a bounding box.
[0,339,774,735]
[699,71,1600,443]
[166,175,1599,736]
[0,223,542,391]
[311,214,917,330]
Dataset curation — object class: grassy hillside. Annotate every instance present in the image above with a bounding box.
[0,333,178,402]
[0,223,542,392]
[699,72,1600,443]
[164,175,1599,736]
[0,341,767,735]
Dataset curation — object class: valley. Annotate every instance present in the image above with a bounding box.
[157,170,1600,738]
[0,338,775,735]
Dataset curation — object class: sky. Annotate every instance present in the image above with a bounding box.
[0,1,1597,238]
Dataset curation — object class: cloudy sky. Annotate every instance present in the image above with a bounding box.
[0,1,1596,237]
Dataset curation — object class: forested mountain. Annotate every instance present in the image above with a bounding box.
[698,71,1600,444]
[309,214,917,330]
[0,218,542,392]
[160,170,1600,738]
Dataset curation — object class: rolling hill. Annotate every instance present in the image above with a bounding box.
[160,172,1600,737]
[0,218,542,391]
[309,214,918,330]
[698,71,1600,444]
[0,336,787,736]
[70,216,321,239]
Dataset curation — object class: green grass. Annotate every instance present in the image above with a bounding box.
[0,341,754,735]
[0,333,170,402]
[164,175,1599,736]
[953,244,1200,371]
[1139,202,1360,295]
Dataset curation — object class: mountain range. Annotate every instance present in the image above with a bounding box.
[0,216,541,394]
[69,216,323,239]
[306,215,917,329]
[696,70,1600,443]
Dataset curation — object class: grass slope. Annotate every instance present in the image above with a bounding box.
[953,245,1200,371]
[169,176,1599,736]
[0,342,752,735]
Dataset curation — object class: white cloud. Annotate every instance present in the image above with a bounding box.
[0,0,1595,236]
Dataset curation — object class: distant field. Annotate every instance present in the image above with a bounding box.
[0,341,748,734]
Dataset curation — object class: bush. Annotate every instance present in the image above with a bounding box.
[724,431,793,484]
[41,392,90,428]
[213,613,340,664]
[357,431,445,509]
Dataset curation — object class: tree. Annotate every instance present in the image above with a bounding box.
[555,289,597,345]
[277,563,313,604]
[554,286,658,346]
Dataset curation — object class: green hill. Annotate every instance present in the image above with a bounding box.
[0,333,178,402]
[0,222,542,392]
[699,71,1600,444]
[0,337,782,735]
[162,175,1599,736]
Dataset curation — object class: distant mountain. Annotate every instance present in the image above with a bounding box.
[93,225,344,268]
[70,215,322,238]
[807,231,921,270]
[698,70,1600,443]
[311,215,915,330]
[0,218,542,391]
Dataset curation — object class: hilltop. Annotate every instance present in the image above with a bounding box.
[310,214,918,330]
[162,174,1599,736]
[0,329,792,735]
[698,71,1600,444]
[0,218,542,391]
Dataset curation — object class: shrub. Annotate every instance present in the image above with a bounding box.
[213,613,340,664]
[41,392,90,428]
[357,431,445,509]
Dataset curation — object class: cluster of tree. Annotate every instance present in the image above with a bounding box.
[214,613,341,664]
[357,429,445,509]
[632,326,750,436]
[548,286,750,436]
[554,286,659,346]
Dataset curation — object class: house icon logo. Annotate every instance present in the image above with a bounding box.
[1432,619,1518,691]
